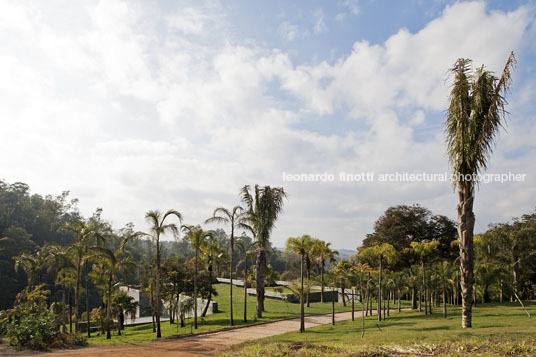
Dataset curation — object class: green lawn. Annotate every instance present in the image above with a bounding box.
[227,301,536,356]
[87,284,356,346]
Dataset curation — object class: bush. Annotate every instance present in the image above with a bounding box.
[0,285,86,351]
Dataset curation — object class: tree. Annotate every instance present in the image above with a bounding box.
[435,260,454,318]
[200,234,225,317]
[358,243,397,321]
[446,51,516,328]
[285,235,313,333]
[240,185,286,318]
[143,210,182,337]
[410,241,439,315]
[205,205,244,326]
[181,225,212,329]
[311,239,338,303]
[62,221,100,333]
[89,246,136,339]
[235,237,257,323]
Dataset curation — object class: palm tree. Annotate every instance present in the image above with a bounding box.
[435,260,454,318]
[410,241,439,316]
[143,209,182,337]
[235,237,257,323]
[205,205,245,326]
[48,245,73,333]
[285,235,313,333]
[312,239,338,303]
[446,51,516,328]
[89,246,136,339]
[333,259,352,307]
[358,243,397,322]
[181,225,212,329]
[200,235,225,317]
[63,221,100,333]
[240,184,286,318]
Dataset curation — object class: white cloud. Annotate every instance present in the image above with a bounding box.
[0,1,534,249]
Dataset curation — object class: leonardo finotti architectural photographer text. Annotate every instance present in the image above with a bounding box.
[282,171,527,183]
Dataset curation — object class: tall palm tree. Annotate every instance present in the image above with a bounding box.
[446,51,516,328]
[181,225,212,329]
[63,221,99,333]
[144,209,182,337]
[285,235,313,333]
[240,184,286,318]
[312,239,338,303]
[235,237,257,323]
[205,205,245,326]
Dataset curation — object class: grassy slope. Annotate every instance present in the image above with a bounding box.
[228,301,536,356]
[87,283,361,346]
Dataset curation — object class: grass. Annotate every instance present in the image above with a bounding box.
[86,283,356,347]
[227,301,536,356]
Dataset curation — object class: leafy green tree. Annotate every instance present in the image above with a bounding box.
[446,52,516,328]
[205,205,245,326]
[240,184,286,318]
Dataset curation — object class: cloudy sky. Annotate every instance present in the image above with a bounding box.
[1,0,535,249]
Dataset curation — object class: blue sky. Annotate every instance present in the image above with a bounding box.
[1,0,535,249]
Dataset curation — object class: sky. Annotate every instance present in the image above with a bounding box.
[1,0,535,250]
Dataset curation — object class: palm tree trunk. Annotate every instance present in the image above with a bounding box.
[75,255,81,333]
[256,249,266,318]
[244,258,248,323]
[378,257,382,322]
[331,285,335,326]
[194,250,198,329]
[230,230,234,326]
[106,274,112,339]
[300,254,305,333]
[85,246,91,338]
[321,262,325,303]
[457,187,475,328]
[156,239,162,337]
[351,287,355,321]
[68,288,72,334]
[341,279,346,307]
[387,290,390,316]
[398,288,401,312]
[62,288,67,333]
[366,272,371,317]
[306,260,311,308]
[150,282,155,333]
[443,281,447,318]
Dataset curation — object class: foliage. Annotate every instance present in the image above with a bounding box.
[0,285,86,350]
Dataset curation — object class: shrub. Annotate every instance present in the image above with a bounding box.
[0,285,86,350]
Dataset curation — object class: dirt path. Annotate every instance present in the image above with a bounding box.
[15,309,384,356]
